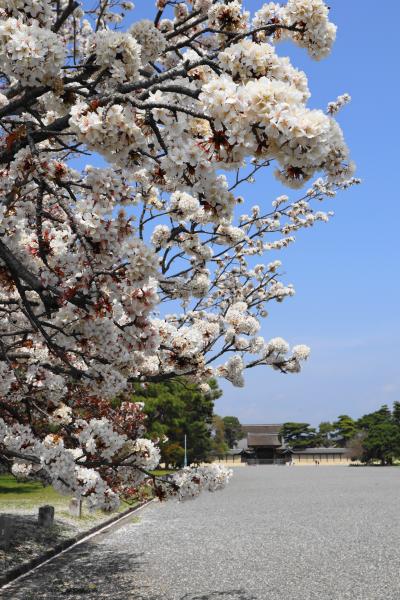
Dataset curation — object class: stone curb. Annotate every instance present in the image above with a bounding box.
[0,499,153,588]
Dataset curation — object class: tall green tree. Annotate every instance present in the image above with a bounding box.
[361,422,400,465]
[280,423,317,448]
[132,378,221,467]
[333,415,357,446]
[356,404,400,465]
[222,416,244,448]
[392,401,400,426]
[315,421,336,447]
[357,405,392,430]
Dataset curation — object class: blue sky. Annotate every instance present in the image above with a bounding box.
[214,0,400,425]
[100,1,400,425]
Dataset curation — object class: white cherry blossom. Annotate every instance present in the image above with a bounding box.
[0,0,358,508]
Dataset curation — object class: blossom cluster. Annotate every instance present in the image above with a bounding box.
[0,17,65,86]
[0,0,358,505]
[327,93,351,115]
[0,405,232,510]
[91,30,141,83]
[253,0,336,60]
[160,464,234,500]
[129,19,166,64]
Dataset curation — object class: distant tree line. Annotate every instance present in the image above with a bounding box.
[131,379,243,468]
[281,402,400,465]
[133,381,400,467]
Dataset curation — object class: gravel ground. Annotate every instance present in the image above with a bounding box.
[0,504,138,579]
[0,514,73,577]
[2,466,400,600]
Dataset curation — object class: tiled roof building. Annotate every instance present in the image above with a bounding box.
[240,424,284,461]
[218,425,353,466]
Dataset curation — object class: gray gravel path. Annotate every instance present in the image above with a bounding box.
[2,466,400,600]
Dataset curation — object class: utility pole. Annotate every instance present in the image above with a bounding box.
[183,434,188,468]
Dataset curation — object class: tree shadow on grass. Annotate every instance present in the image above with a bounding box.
[0,483,45,494]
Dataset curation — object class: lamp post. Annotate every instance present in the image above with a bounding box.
[183,434,188,468]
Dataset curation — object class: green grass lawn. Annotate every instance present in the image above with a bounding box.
[0,469,175,519]
[0,474,66,511]
[0,470,177,517]
[150,469,175,477]
[0,474,134,522]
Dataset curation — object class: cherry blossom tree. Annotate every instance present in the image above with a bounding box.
[0,0,359,510]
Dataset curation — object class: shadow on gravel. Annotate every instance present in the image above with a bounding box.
[0,513,73,576]
[1,540,148,600]
[181,592,257,600]
[2,531,258,600]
